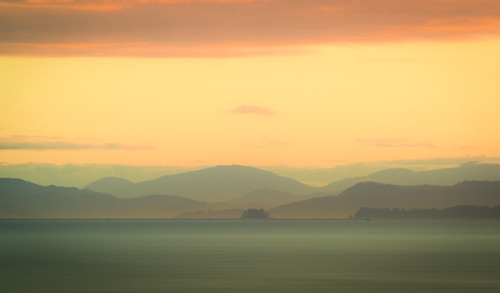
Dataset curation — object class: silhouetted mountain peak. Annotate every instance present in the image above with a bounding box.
[84,177,134,195]
[156,165,279,180]
[119,165,315,201]
[85,177,132,188]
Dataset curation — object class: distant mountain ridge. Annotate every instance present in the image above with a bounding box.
[3,178,500,219]
[369,163,500,185]
[4,163,500,218]
[83,177,133,195]
[321,163,500,195]
[0,178,208,218]
[85,165,317,202]
[83,163,500,202]
[271,180,500,218]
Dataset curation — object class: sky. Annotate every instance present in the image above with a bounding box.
[1,0,500,168]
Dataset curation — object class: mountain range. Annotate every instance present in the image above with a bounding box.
[271,181,500,218]
[84,165,317,202]
[0,178,208,218]
[2,163,500,218]
[2,178,500,219]
[320,162,500,195]
[84,163,500,201]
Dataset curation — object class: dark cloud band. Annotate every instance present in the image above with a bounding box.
[0,0,499,57]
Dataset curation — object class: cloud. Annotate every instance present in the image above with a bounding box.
[0,0,499,57]
[0,136,152,150]
[230,105,275,116]
[356,138,437,149]
[0,0,266,11]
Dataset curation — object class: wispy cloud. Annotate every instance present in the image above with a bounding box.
[0,0,266,11]
[0,0,499,57]
[356,138,437,149]
[0,136,152,150]
[230,105,275,116]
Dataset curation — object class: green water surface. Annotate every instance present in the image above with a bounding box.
[1,219,499,292]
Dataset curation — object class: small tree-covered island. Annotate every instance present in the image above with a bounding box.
[241,208,269,219]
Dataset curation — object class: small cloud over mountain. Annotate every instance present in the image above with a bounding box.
[230,105,275,116]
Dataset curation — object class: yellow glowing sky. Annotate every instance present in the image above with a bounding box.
[1,0,500,167]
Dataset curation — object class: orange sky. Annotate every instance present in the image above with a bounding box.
[1,0,500,167]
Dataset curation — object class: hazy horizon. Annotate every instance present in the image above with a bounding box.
[2,156,500,188]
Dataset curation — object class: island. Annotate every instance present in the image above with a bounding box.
[241,208,269,219]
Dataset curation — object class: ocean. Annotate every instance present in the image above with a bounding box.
[1,219,499,292]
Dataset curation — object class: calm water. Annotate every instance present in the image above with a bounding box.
[1,219,499,292]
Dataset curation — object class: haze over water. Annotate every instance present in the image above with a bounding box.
[1,219,499,293]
